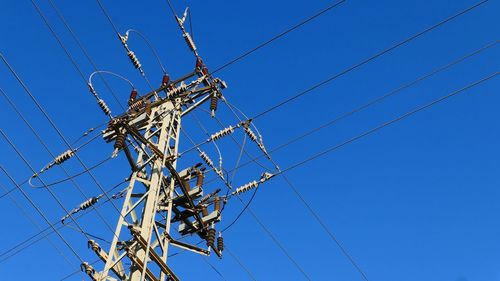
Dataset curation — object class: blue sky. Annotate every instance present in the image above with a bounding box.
[0,0,499,280]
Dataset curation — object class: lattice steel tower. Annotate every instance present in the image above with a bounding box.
[80,9,232,281]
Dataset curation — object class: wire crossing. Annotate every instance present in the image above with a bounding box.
[252,0,489,120]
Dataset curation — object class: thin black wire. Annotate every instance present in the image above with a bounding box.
[95,0,155,90]
[225,246,258,281]
[210,0,347,74]
[0,53,124,218]
[200,39,498,189]
[59,259,100,281]
[0,179,127,263]
[222,72,499,280]
[95,0,121,35]
[0,165,85,264]
[280,72,498,175]
[185,112,312,280]
[127,29,168,74]
[0,130,96,244]
[252,0,490,120]
[219,39,500,281]
[222,99,370,280]
[0,183,81,277]
[201,257,227,281]
[47,0,125,110]
[0,86,117,238]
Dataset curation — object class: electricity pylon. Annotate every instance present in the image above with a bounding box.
[79,10,229,281]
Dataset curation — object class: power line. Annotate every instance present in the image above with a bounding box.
[0,179,127,263]
[0,183,81,277]
[200,39,498,189]
[46,0,125,110]
[0,53,124,218]
[221,100,369,280]
[0,164,85,264]
[0,130,99,245]
[210,0,347,74]
[182,117,312,280]
[281,72,498,174]
[95,0,155,90]
[225,246,258,281]
[201,257,227,281]
[251,0,489,120]
[0,86,116,236]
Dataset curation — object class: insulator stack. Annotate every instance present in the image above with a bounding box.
[129,99,146,111]
[199,151,214,169]
[195,57,209,76]
[79,196,99,211]
[184,33,197,53]
[196,57,204,68]
[217,236,224,252]
[161,73,170,86]
[97,99,112,116]
[233,180,259,195]
[128,88,138,105]
[207,228,216,247]
[210,95,218,117]
[127,50,143,73]
[54,150,75,165]
[243,124,258,142]
[214,198,221,212]
[196,171,204,187]
[169,83,188,97]
[114,132,126,151]
[97,99,111,115]
[209,126,234,141]
[33,149,76,178]
[202,206,208,217]
[258,142,271,159]
[62,196,101,223]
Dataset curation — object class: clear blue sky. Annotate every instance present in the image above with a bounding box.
[0,0,499,280]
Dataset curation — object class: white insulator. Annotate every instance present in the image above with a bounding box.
[97,99,111,116]
[169,83,187,97]
[80,262,97,280]
[87,83,98,99]
[209,126,234,141]
[78,196,100,211]
[233,180,259,195]
[183,33,197,52]
[34,149,76,179]
[199,151,214,168]
[258,142,271,159]
[61,196,100,223]
[54,150,75,165]
[127,50,142,70]
[243,125,258,142]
